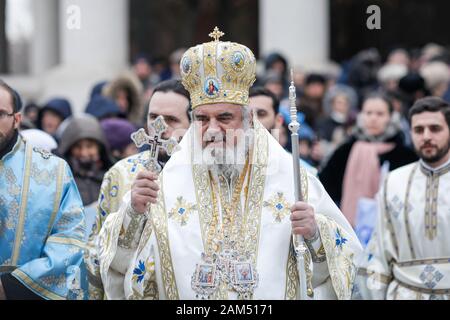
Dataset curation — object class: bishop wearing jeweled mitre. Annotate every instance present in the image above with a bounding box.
[86,27,362,300]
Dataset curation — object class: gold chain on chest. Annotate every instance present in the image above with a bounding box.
[206,158,250,254]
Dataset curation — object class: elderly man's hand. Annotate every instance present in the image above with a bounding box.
[131,171,159,214]
[290,201,318,240]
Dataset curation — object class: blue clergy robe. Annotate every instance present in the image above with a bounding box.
[0,135,86,299]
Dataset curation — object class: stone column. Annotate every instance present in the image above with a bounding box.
[30,0,59,75]
[59,0,128,68]
[41,0,129,113]
[0,0,7,73]
[259,0,329,68]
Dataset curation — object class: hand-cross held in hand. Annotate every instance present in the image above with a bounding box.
[131,115,180,173]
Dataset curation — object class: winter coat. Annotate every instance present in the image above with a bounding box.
[102,73,144,126]
[58,114,113,205]
[37,98,72,129]
[85,95,121,120]
[318,132,418,207]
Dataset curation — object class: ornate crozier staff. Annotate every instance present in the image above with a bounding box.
[288,69,309,300]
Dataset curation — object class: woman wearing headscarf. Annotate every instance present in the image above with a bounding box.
[319,93,418,226]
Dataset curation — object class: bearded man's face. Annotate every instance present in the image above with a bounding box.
[0,87,20,153]
[411,111,450,165]
[193,103,253,167]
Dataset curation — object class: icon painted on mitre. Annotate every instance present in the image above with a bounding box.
[204,77,220,98]
[231,51,245,70]
[181,55,192,75]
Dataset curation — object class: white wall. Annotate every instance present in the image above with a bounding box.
[259,0,329,68]
[40,0,129,113]
[2,0,130,113]
[59,0,128,68]
[30,0,59,75]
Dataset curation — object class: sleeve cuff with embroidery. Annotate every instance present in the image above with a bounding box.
[304,230,327,263]
[117,203,147,249]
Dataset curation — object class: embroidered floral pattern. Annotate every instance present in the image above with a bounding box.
[132,259,155,284]
[4,199,19,229]
[168,196,197,226]
[388,195,404,219]
[127,154,148,173]
[335,228,348,250]
[31,163,57,185]
[33,147,52,160]
[4,167,20,197]
[40,273,67,289]
[263,192,291,223]
[99,193,108,217]
[420,265,444,289]
[55,208,83,229]
[110,185,118,197]
[133,260,146,283]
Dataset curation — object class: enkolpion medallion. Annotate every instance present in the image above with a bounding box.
[191,253,221,300]
[217,240,259,300]
[191,240,259,300]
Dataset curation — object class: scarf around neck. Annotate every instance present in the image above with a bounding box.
[340,121,399,225]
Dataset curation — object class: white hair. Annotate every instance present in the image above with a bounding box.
[420,61,450,91]
[377,63,408,84]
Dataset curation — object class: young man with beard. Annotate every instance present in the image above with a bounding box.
[84,79,191,299]
[248,87,283,133]
[0,81,85,300]
[353,97,450,300]
[89,29,361,300]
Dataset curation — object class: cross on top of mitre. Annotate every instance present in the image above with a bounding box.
[209,26,225,42]
[131,115,180,173]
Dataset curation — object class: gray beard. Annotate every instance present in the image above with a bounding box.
[197,109,253,180]
[205,134,252,182]
[209,163,245,181]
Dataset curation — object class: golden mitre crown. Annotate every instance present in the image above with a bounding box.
[180,27,256,109]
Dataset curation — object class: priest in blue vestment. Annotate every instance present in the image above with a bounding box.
[0,81,86,300]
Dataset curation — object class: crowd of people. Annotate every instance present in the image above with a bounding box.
[1,36,450,300]
[14,43,450,225]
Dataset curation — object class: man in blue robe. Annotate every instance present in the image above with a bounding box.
[0,80,86,300]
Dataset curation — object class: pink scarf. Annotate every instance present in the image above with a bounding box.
[341,141,395,226]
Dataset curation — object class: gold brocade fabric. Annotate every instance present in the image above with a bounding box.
[180,27,256,109]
